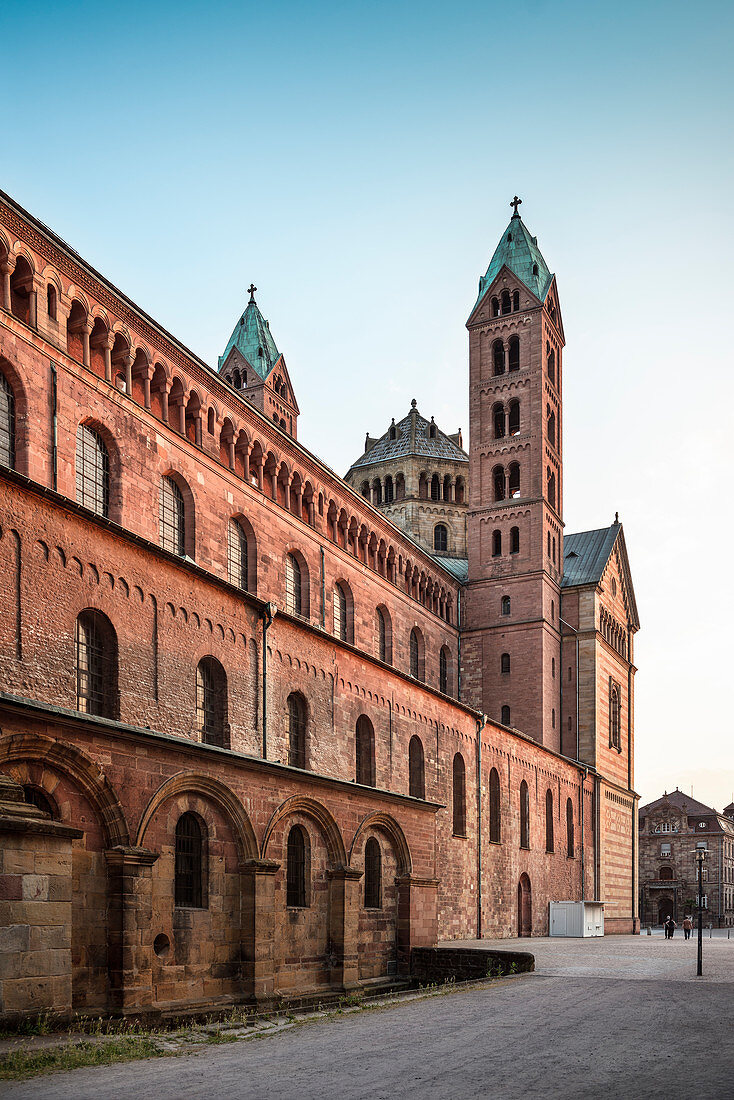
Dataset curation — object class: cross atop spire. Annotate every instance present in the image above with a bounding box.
[510,195,522,218]
[247,283,257,302]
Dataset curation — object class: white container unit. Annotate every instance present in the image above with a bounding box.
[549,901,604,937]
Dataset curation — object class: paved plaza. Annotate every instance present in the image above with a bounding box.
[4,935,733,1099]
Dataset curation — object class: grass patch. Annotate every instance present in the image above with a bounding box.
[0,1036,164,1082]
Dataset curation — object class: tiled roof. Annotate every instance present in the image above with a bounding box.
[433,556,468,582]
[561,524,620,588]
[474,214,553,310]
[639,789,720,819]
[346,401,468,475]
[218,295,281,381]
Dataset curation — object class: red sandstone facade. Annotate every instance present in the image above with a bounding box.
[0,190,638,1023]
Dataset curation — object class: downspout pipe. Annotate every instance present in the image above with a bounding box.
[476,713,486,938]
[579,765,588,901]
[50,361,58,492]
[260,601,276,758]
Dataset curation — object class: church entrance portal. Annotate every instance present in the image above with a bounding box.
[517,874,532,937]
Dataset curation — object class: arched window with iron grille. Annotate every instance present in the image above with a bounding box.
[520,779,530,849]
[75,610,118,718]
[286,825,308,907]
[364,836,382,908]
[76,424,109,517]
[501,705,511,725]
[489,767,501,843]
[439,646,451,695]
[434,524,448,552]
[356,715,376,786]
[287,692,307,769]
[0,371,16,469]
[175,812,205,908]
[159,476,186,556]
[409,628,424,681]
[501,652,510,675]
[409,735,425,799]
[452,753,466,836]
[196,656,228,747]
[228,519,249,590]
[545,789,554,852]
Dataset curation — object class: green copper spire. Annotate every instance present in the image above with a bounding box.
[218,286,282,380]
[474,202,553,309]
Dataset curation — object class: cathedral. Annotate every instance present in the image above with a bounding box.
[0,188,639,1024]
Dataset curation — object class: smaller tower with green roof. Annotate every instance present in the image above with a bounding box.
[218,284,300,438]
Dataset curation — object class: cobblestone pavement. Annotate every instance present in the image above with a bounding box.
[446,931,734,982]
[4,937,733,1099]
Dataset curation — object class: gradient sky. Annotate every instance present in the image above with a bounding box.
[3,0,733,810]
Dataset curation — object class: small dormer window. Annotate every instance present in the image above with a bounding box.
[429,420,437,439]
[507,232,512,242]
[258,346,263,357]
[532,263,539,276]
[389,422,397,441]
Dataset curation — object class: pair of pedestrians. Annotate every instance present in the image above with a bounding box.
[665,916,694,939]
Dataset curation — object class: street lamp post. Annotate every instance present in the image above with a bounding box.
[695,847,707,978]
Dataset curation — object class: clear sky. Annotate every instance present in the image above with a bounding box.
[3,0,733,810]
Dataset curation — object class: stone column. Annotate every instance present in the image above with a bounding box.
[81,318,93,368]
[327,867,363,990]
[308,499,315,526]
[228,440,236,471]
[142,366,153,410]
[504,409,510,437]
[396,875,439,975]
[284,477,291,512]
[194,413,202,448]
[105,845,159,1011]
[243,445,250,482]
[103,332,114,382]
[29,276,44,331]
[0,774,82,1026]
[0,256,14,311]
[240,858,280,1008]
[124,352,134,398]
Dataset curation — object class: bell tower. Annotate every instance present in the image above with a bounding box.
[462,198,565,749]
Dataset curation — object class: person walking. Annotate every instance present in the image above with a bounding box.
[665,916,677,939]
[683,915,693,940]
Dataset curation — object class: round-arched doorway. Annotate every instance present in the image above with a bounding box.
[517,873,532,937]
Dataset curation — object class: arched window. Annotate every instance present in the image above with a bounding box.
[494,403,505,439]
[520,779,530,849]
[455,477,465,504]
[160,476,186,556]
[430,473,440,501]
[493,340,505,376]
[509,463,520,498]
[546,468,556,509]
[23,785,56,818]
[491,296,500,317]
[493,466,505,502]
[501,705,511,725]
[609,680,622,750]
[510,526,520,554]
[356,715,375,786]
[492,529,502,557]
[566,798,574,858]
[46,283,58,321]
[512,290,520,312]
[333,582,347,641]
[545,789,554,852]
[0,371,15,469]
[489,768,501,843]
[547,406,556,446]
[659,865,673,881]
[287,692,307,769]
[376,607,387,662]
[547,343,556,383]
[452,753,466,836]
[501,290,511,315]
[501,652,510,674]
[409,735,425,798]
[508,335,520,372]
[384,475,394,503]
[428,420,437,439]
[285,553,303,616]
[373,479,382,505]
[388,421,397,441]
[508,400,520,435]
[360,480,370,498]
[409,628,424,681]
[501,595,511,616]
[196,656,227,747]
[75,424,109,518]
[364,836,382,908]
[227,519,249,590]
[286,825,308,907]
[175,812,205,908]
[439,646,451,694]
[75,610,117,718]
[434,524,448,552]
